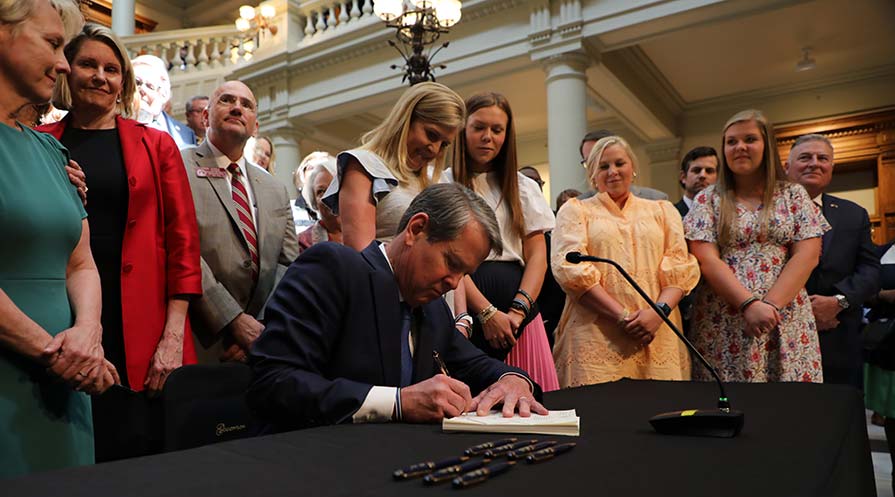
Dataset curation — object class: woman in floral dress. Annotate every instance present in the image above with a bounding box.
[683,109,829,382]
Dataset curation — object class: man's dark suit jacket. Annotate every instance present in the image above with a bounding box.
[807,194,880,387]
[247,242,539,432]
[674,198,689,218]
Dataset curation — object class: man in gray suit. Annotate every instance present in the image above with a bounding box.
[182,81,299,363]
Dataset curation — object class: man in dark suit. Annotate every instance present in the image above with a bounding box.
[248,183,546,431]
[675,146,718,218]
[786,134,880,388]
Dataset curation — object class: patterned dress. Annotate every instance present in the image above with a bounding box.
[551,193,700,387]
[683,182,830,382]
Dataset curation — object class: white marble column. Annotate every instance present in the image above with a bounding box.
[270,131,304,199]
[111,0,136,37]
[543,51,590,205]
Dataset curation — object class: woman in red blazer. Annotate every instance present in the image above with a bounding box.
[38,24,201,461]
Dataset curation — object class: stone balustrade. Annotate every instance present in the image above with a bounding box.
[294,0,378,43]
[121,24,255,74]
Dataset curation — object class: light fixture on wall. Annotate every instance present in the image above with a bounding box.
[375,0,462,85]
[234,3,278,58]
[796,46,816,72]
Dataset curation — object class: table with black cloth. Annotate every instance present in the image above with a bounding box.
[7,379,875,497]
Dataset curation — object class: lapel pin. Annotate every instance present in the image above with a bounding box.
[197,167,227,178]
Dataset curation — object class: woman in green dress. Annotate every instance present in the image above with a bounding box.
[0,0,118,478]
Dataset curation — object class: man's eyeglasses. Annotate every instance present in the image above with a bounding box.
[135,77,158,93]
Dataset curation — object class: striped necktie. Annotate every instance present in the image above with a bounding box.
[228,163,259,280]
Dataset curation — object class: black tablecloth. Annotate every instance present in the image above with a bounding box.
[7,379,875,497]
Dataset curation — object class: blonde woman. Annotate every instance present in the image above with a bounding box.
[551,136,699,387]
[253,135,275,173]
[322,82,465,250]
[683,110,828,382]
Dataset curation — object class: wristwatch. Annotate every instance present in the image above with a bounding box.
[656,302,671,317]
[834,294,850,310]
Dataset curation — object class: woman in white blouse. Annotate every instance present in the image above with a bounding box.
[448,92,559,391]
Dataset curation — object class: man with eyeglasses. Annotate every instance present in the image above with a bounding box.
[131,55,196,149]
[185,95,209,144]
[786,133,879,388]
[181,81,299,364]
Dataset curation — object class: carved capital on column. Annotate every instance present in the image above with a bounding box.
[542,51,590,84]
[644,137,682,165]
[262,117,315,144]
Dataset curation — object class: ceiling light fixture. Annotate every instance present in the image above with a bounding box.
[376,0,462,86]
[234,2,278,58]
[796,46,816,72]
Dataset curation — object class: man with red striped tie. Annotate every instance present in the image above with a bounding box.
[182,81,299,364]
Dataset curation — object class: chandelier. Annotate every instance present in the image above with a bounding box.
[234,3,278,58]
[374,0,462,85]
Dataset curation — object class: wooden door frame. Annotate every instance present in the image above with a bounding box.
[775,106,895,244]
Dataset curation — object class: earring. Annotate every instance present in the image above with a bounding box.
[633,171,638,178]
[116,96,121,103]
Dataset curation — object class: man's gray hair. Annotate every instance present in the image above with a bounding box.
[185,95,208,113]
[397,183,503,256]
[789,133,833,161]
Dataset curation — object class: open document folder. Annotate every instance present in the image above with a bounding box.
[442,409,580,436]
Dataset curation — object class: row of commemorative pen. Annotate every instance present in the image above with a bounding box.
[393,438,577,489]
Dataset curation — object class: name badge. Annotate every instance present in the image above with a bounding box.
[197,167,227,178]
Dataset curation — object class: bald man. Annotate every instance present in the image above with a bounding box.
[181,81,298,364]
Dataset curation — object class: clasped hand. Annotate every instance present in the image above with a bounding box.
[483,310,523,350]
[42,323,119,395]
[221,313,265,362]
[809,295,840,331]
[400,374,547,423]
[743,301,781,338]
[621,308,663,345]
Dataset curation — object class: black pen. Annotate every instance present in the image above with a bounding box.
[483,439,539,458]
[525,442,577,463]
[422,458,487,485]
[452,460,516,488]
[464,437,518,456]
[506,440,557,460]
[392,456,469,480]
[432,350,450,376]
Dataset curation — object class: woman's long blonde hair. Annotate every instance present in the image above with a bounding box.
[451,92,525,238]
[716,109,788,246]
[360,82,465,188]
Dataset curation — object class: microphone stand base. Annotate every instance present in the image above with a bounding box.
[649,409,744,438]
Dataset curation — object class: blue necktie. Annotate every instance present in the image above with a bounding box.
[400,303,413,387]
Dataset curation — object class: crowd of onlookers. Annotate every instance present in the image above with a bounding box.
[2,0,893,486]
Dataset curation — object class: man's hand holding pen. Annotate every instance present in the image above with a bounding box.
[400,375,473,423]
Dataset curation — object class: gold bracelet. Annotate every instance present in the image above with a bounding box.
[477,304,498,326]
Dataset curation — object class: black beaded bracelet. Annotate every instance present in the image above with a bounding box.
[515,288,534,307]
[510,298,530,317]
